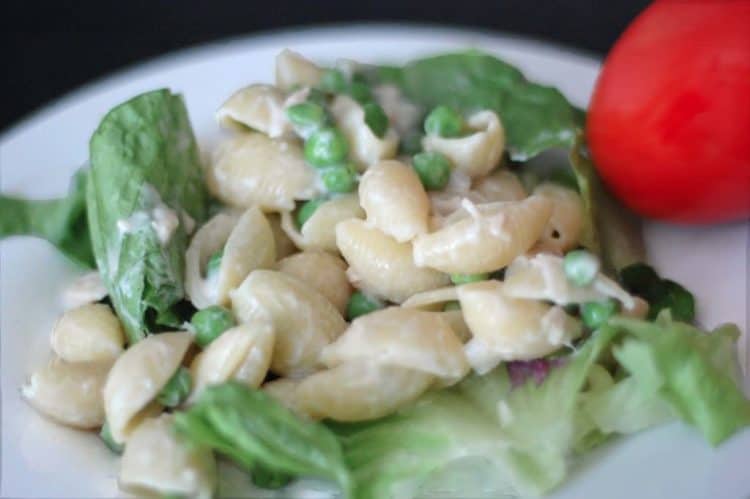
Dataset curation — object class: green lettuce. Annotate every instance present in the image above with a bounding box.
[569,136,646,274]
[610,315,750,445]
[374,50,584,160]
[173,382,352,495]
[580,376,674,436]
[619,262,695,322]
[328,329,617,498]
[86,89,209,342]
[0,169,94,268]
[329,316,747,498]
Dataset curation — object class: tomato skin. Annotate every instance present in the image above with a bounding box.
[587,0,750,223]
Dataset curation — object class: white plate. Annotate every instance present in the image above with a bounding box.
[1,25,748,499]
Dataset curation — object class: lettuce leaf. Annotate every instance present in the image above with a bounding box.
[619,263,695,322]
[610,315,750,445]
[329,314,748,498]
[374,50,584,160]
[173,382,352,495]
[0,169,94,268]
[569,136,646,274]
[87,89,208,342]
[580,376,675,435]
[328,329,618,498]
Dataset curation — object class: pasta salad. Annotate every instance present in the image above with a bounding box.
[1,49,748,498]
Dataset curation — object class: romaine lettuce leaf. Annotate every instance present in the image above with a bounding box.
[0,169,94,268]
[374,50,584,160]
[173,382,352,495]
[87,89,208,342]
[569,136,646,274]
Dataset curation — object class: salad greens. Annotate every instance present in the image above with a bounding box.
[0,169,94,268]
[611,315,749,445]
[87,89,209,343]
[375,50,584,160]
[173,382,352,494]
[619,262,695,322]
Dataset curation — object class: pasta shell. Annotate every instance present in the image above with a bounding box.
[61,271,108,310]
[532,183,584,254]
[267,213,298,258]
[295,363,434,422]
[185,207,276,308]
[336,219,450,303]
[262,378,308,418]
[119,414,216,499]
[189,322,275,403]
[230,270,346,377]
[502,253,637,310]
[359,160,430,242]
[50,303,124,363]
[412,195,553,274]
[472,169,527,203]
[457,281,581,371]
[207,132,320,211]
[103,331,192,444]
[22,357,110,429]
[320,306,469,382]
[281,194,365,252]
[423,110,505,178]
[330,95,399,171]
[440,309,472,343]
[216,84,290,138]
[275,49,322,91]
[373,84,422,135]
[401,286,459,310]
[277,251,352,315]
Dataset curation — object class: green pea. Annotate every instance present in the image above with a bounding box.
[320,68,347,93]
[363,102,388,138]
[205,248,223,277]
[424,106,464,137]
[412,151,451,190]
[349,82,373,103]
[295,198,326,228]
[321,165,357,193]
[563,250,600,287]
[304,127,349,167]
[346,291,384,321]
[443,301,461,311]
[399,132,423,155]
[450,273,489,285]
[157,366,192,408]
[191,305,236,348]
[286,102,327,131]
[99,421,124,454]
[581,299,619,330]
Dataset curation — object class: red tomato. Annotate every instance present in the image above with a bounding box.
[587,0,750,223]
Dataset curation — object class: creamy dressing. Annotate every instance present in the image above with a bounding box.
[115,184,181,246]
